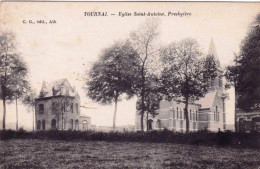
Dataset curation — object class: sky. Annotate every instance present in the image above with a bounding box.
[0,2,259,130]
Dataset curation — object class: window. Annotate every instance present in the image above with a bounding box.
[219,77,223,88]
[70,119,73,129]
[196,111,198,121]
[39,104,44,114]
[71,103,74,113]
[216,106,218,122]
[51,119,56,129]
[190,109,192,121]
[82,121,88,131]
[223,113,226,123]
[42,120,45,130]
[75,119,79,130]
[214,111,216,121]
[37,120,41,130]
[180,109,183,119]
[180,120,183,129]
[76,103,79,114]
[183,109,186,120]
[177,108,179,119]
[193,122,196,130]
[172,108,175,119]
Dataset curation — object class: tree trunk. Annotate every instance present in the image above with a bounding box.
[113,95,118,131]
[146,111,149,132]
[32,106,34,131]
[16,97,18,131]
[184,98,189,133]
[3,98,6,130]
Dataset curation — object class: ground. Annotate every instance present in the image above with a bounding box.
[0,140,260,169]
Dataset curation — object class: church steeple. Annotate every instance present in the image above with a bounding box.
[207,39,223,90]
[208,38,218,58]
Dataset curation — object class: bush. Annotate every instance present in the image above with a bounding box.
[0,129,259,149]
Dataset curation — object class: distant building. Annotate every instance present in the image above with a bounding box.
[135,39,228,132]
[35,79,91,130]
[236,102,260,132]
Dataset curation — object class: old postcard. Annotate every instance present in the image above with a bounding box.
[0,2,259,168]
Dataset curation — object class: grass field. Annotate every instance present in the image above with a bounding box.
[1,139,260,169]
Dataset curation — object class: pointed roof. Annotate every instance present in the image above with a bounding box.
[208,38,219,61]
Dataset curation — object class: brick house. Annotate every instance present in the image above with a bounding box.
[35,79,91,130]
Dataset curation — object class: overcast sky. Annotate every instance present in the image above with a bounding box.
[0,2,259,130]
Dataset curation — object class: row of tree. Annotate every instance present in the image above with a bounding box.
[0,32,36,131]
[86,19,218,132]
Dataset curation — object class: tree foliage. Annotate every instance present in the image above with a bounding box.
[0,32,29,130]
[225,13,260,111]
[86,40,139,129]
[160,38,218,132]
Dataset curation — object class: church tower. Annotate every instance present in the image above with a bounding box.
[208,39,223,91]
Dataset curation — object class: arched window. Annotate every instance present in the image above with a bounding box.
[196,111,198,121]
[190,109,192,121]
[76,103,79,114]
[177,107,179,119]
[37,120,41,130]
[51,119,56,129]
[82,120,88,131]
[71,103,74,113]
[42,120,45,130]
[70,119,73,129]
[75,119,79,130]
[39,104,44,114]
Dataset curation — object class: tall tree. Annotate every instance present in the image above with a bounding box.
[130,18,160,131]
[136,77,162,131]
[225,13,260,132]
[160,38,218,132]
[0,32,28,130]
[86,41,139,130]
[226,13,260,111]
[23,88,37,131]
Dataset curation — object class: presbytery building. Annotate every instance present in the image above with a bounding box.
[135,40,227,132]
[35,79,91,131]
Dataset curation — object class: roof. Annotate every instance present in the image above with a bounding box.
[195,91,216,109]
[39,78,79,98]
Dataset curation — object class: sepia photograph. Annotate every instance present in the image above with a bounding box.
[0,2,260,168]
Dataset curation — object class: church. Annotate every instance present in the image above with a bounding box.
[35,79,91,131]
[135,40,227,132]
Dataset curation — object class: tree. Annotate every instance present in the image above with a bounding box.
[86,41,139,130]
[130,18,160,131]
[136,77,162,131]
[160,38,218,133]
[225,13,260,132]
[23,88,37,131]
[0,32,29,130]
[226,13,260,111]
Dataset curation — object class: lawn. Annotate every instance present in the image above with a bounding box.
[0,139,260,169]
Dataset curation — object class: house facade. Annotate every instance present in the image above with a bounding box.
[135,40,227,132]
[35,79,91,131]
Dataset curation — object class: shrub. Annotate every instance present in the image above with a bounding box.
[0,129,259,149]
